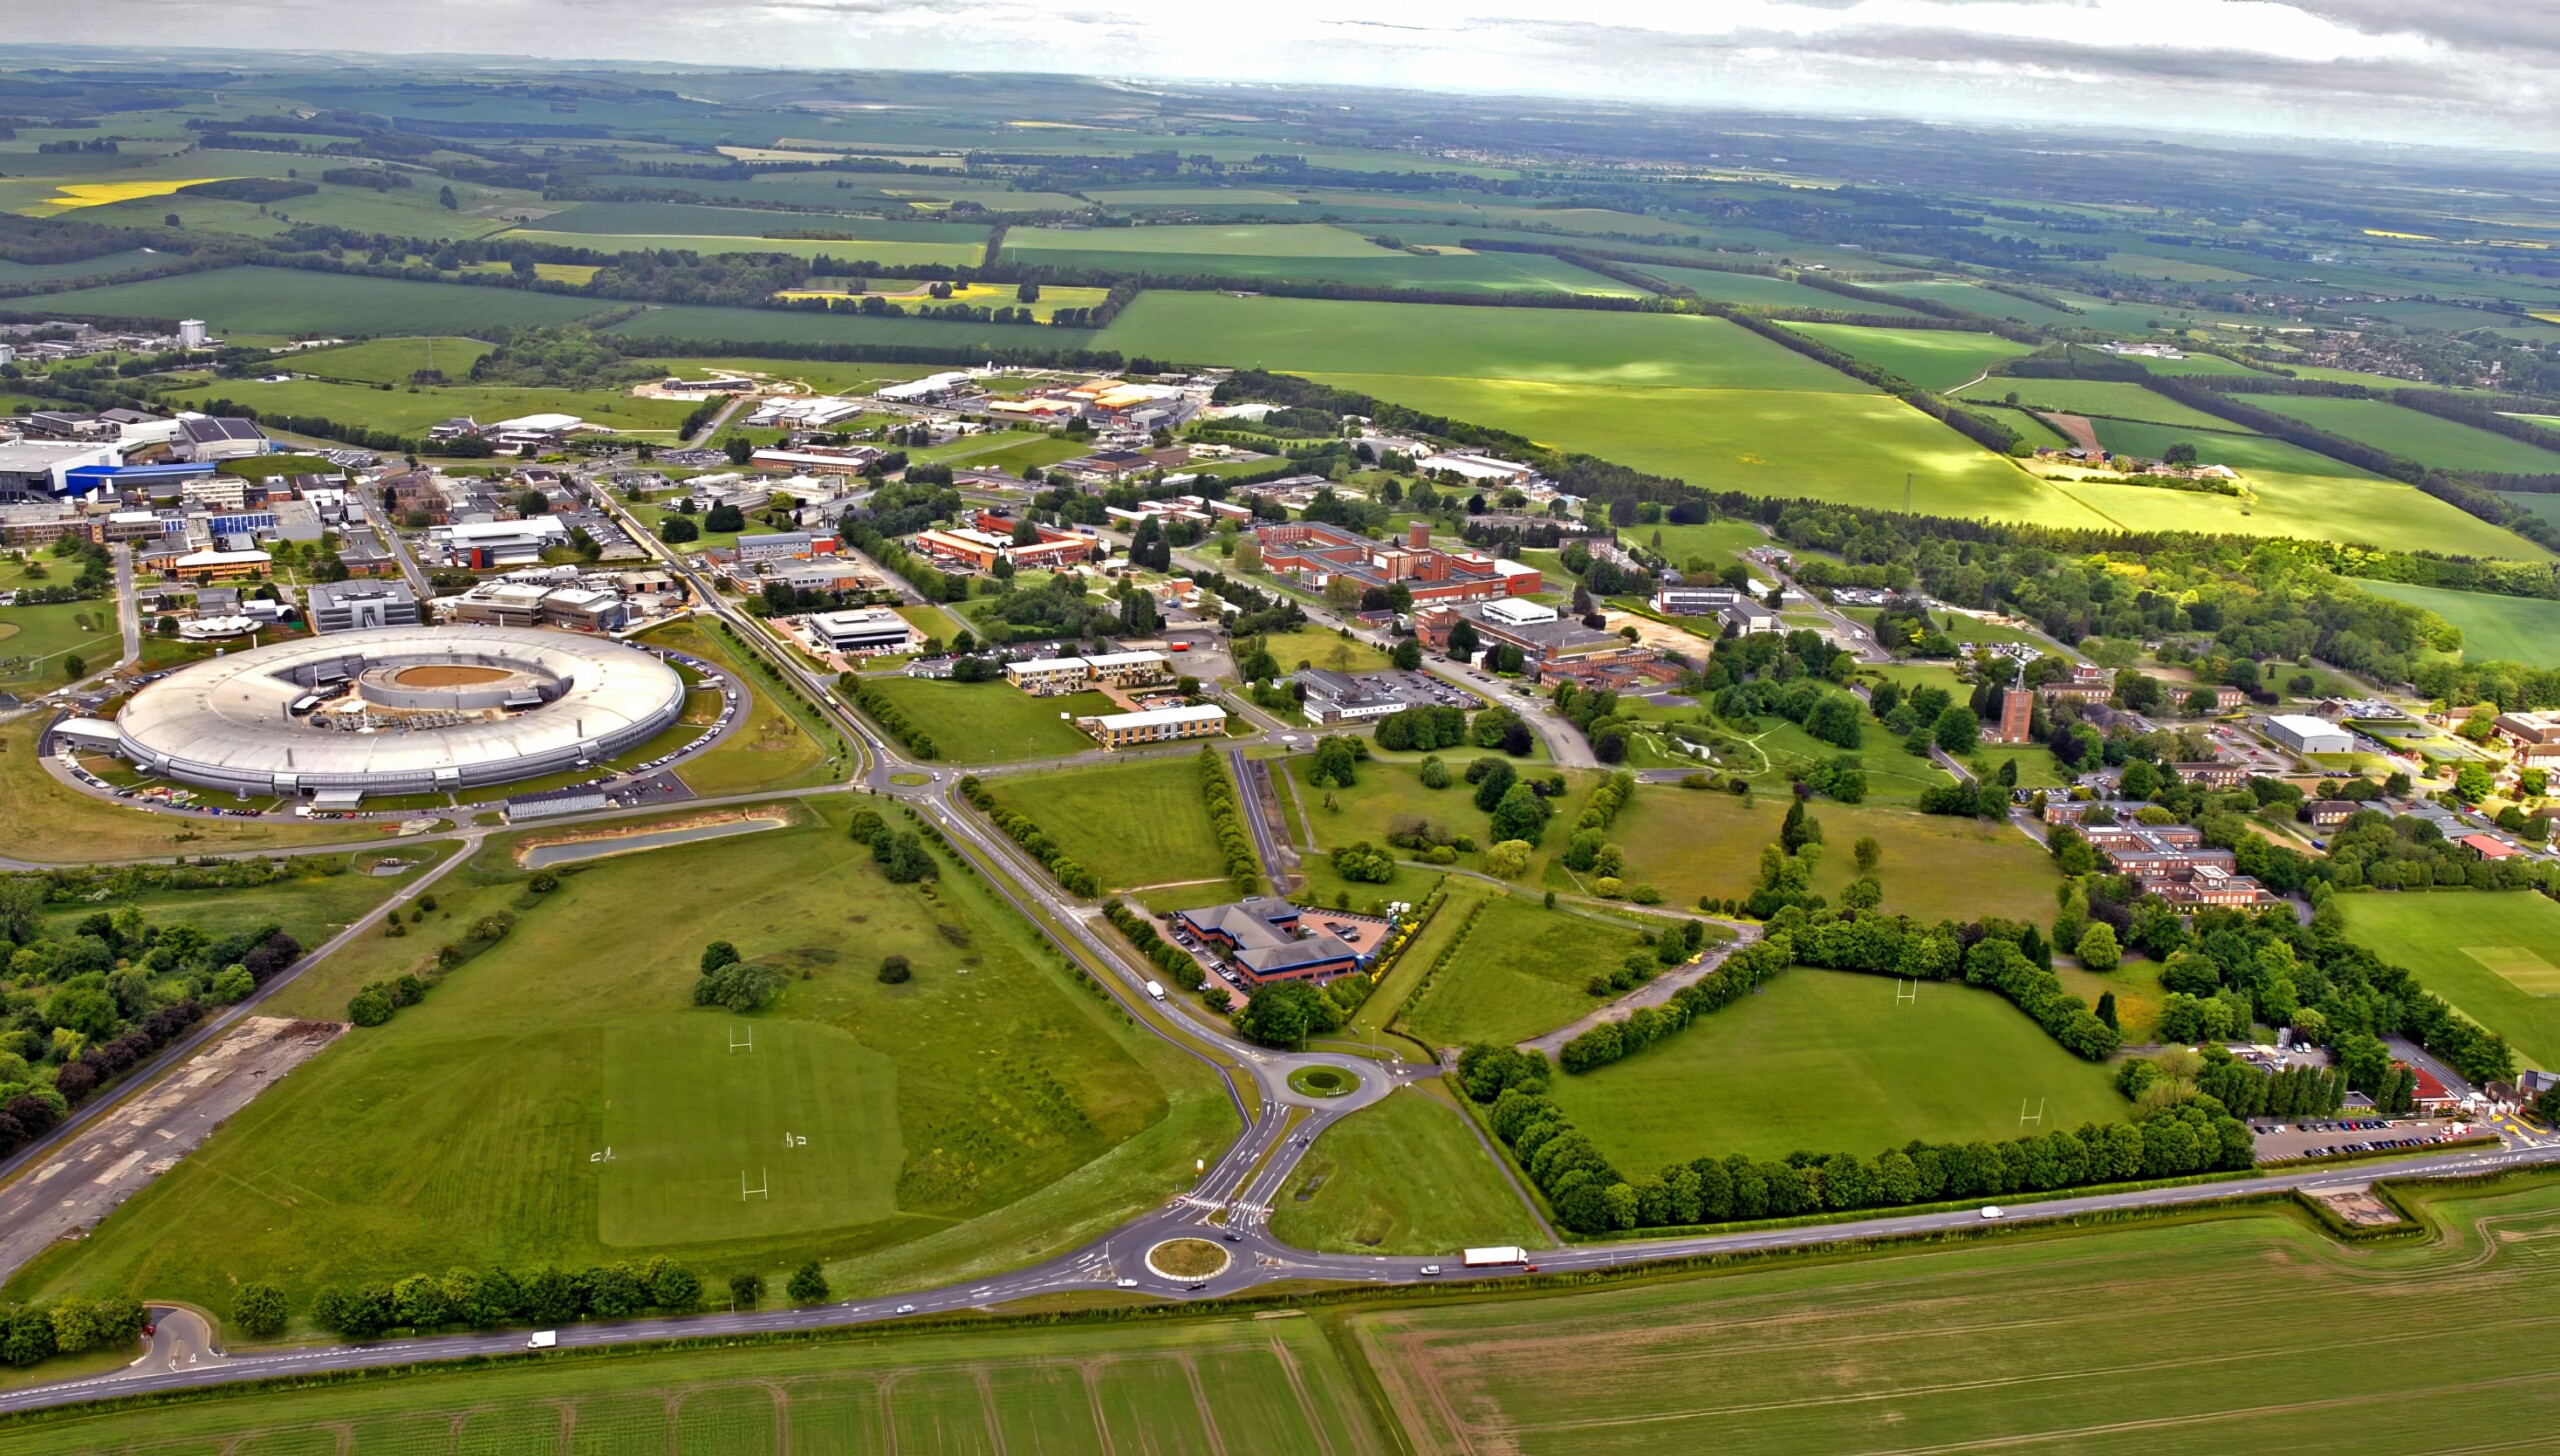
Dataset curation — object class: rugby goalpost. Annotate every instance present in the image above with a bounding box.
[2019,1098,2045,1128]
[741,1168,769,1201]
[728,1025,753,1054]
[1894,980,1917,1005]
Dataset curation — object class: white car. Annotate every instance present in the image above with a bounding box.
[895,1303,917,1314]
[1980,1206,2005,1220]
[1115,1278,1139,1288]
[1418,1265,1442,1276]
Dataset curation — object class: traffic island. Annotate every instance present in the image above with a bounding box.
[1288,1065,1358,1098]
[1145,1237,1232,1281]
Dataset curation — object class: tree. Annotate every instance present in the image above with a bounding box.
[437,184,458,210]
[786,1262,830,1304]
[1489,783,1549,845]
[700,941,741,975]
[705,502,747,533]
[877,954,912,984]
[729,1272,763,1309]
[1390,637,1423,670]
[1780,800,1822,853]
[233,1283,288,1339]
[658,514,699,544]
[1484,839,1532,878]
[2162,441,2198,466]
[1235,980,1339,1049]
[1445,619,1479,663]
[1931,704,1977,756]
[61,654,83,681]
[1852,837,1881,874]
[2075,921,2121,973]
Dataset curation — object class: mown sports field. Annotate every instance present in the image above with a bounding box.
[4,806,1228,1321]
[2338,891,2560,1069]
[1546,967,2127,1169]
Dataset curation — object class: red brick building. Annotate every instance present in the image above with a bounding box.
[1254,520,1538,604]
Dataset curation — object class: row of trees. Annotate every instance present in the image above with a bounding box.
[303,1257,834,1339]
[959,777,1100,897]
[847,679,940,760]
[1557,934,1794,1073]
[0,1296,148,1368]
[1195,748,1262,896]
[1101,901,1204,992]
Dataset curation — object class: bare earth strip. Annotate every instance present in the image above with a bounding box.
[0,1018,343,1283]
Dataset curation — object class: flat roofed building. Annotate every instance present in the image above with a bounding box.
[735,531,827,564]
[2266,713,2354,755]
[171,415,268,463]
[1656,585,1742,616]
[307,580,421,634]
[1006,656,1094,695]
[1173,896,1387,986]
[1079,703,1226,749]
[806,607,915,655]
[170,548,271,583]
[1081,650,1171,687]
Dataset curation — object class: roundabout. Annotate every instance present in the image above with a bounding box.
[1144,1237,1231,1282]
[1287,1064,1358,1098]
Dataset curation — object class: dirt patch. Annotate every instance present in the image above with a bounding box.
[393,664,513,687]
[2036,410,2101,454]
[2310,1186,2405,1228]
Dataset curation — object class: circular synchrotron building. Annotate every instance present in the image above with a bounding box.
[113,625,687,802]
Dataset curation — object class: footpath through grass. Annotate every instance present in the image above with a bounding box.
[1268,1088,1545,1255]
[1546,967,2127,1170]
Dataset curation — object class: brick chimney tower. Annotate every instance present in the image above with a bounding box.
[1408,519,1430,551]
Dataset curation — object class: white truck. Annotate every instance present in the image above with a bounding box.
[1145,980,1166,1000]
[526,1330,558,1350]
[1462,1246,1529,1268]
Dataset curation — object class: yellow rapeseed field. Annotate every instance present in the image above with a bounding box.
[32,178,233,213]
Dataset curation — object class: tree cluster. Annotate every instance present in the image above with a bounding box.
[961,776,1100,897]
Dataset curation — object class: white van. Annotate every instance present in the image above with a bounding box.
[1145,980,1166,1000]
[527,1330,558,1350]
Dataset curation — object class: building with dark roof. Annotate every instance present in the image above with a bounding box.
[171,415,269,463]
[1172,897,1389,986]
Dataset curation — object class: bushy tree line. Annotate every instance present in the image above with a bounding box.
[0,1296,148,1368]
[846,678,940,760]
[1557,934,1793,1073]
[1195,748,1262,896]
[1101,901,1204,992]
[958,778,1098,896]
[352,911,512,1028]
[1372,704,1472,752]
[847,808,937,886]
[1576,914,1716,1004]
[303,1255,802,1338]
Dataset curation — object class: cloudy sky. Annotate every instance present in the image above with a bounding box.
[39,1,2560,151]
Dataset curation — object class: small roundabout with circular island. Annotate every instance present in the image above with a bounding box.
[1144,1237,1232,1282]
[1286,1064,1358,1099]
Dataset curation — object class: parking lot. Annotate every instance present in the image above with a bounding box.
[2252,1116,2467,1162]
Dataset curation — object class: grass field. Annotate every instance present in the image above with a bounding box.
[0,579,119,693]
[987,756,1229,890]
[532,201,988,244]
[0,249,164,284]
[2340,892,2560,1069]
[1348,1175,2560,1452]
[1956,376,2246,431]
[631,621,836,795]
[1009,223,1643,294]
[2250,394,2560,475]
[1400,894,1651,1048]
[504,228,987,265]
[152,375,697,438]
[11,804,1226,1317]
[1549,967,2125,1169]
[1267,1089,1544,1253]
[1258,626,1393,674]
[1012,223,1398,257]
[32,267,615,336]
[858,676,1112,762]
[1783,323,2042,391]
[1642,263,1923,312]
[286,336,495,384]
[1871,278,2087,326]
[33,844,453,954]
[2357,579,2560,668]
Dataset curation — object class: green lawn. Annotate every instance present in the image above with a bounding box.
[10,804,1224,1318]
[2249,394,2560,475]
[1400,894,1650,1048]
[1640,264,1915,312]
[987,756,1230,890]
[34,847,453,955]
[1267,1089,1544,1253]
[2339,892,2560,1070]
[0,588,120,692]
[631,621,836,795]
[1549,967,2126,1169]
[607,303,1068,351]
[1783,323,2042,391]
[2356,579,2560,669]
[33,266,616,336]
[1259,626,1392,674]
[1869,278,2085,326]
[152,376,697,437]
[858,676,1112,762]
[286,336,496,384]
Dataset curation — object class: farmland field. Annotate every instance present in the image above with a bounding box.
[1783,322,2042,390]
[1956,376,2247,431]
[986,756,1230,890]
[32,267,614,336]
[2356,579,2560,668]
[856,676,1113,762]
[0,1310,1389,1454]
[1548,967,2126,1169]
[1638,263,1915,311]
[1348,1175,2560,1452]
[1011,222,1407,257]
[1399,894,1653,1048]
[2340,892,2560,1070]
[0,248,165,284]
[530,200,987,243]
[1267,1090,1546,1253]
[606,302,1069,350]
[6,804,1225,1316]
[2249,394,2560,474]
[1871,277,2086,325]
[502,228,986,265]
[1011,228,1642,294]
